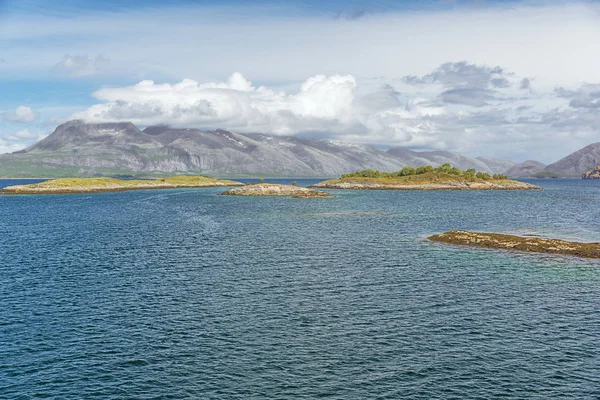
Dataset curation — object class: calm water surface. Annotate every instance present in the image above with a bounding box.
[1,178,599,399]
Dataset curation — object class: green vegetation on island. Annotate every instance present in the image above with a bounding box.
[0,176,243,194]
[313,164,540,190]
[429,230,600,259]
[341,164,508,180]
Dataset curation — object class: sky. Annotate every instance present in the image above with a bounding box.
[1,0,600,163]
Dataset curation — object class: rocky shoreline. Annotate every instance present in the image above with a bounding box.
[0,176,243,194]
[429,230,600,259]
[220,184,332,198]
[311,180,540,191]
[582,165,600,179]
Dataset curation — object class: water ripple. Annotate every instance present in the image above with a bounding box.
[1,179,599,398]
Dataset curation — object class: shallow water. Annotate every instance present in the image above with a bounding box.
[1,178,599,399]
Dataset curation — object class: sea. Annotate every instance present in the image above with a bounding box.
[1,178,599,399]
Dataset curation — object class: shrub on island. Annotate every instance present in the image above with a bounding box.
[341,164,508,181]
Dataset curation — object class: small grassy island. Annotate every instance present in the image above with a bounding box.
[312,164,541,190]
[429,230,600,259]
[220,183,332,198]
[0,175,243,194]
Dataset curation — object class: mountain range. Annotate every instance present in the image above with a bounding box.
[1,120,599,178]
[0,120,515,178]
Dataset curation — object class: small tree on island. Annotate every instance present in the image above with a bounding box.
[399,166,416,176]
[415,165,434,175]
[259,178,265,184]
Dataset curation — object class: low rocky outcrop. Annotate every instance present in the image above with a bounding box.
[0,176,242,194]
[429,230,600,259]
[220,184,332,198]
[582,165,600,179]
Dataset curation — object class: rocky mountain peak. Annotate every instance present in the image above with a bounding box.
[28,120,149,152]
[544,142,600,176]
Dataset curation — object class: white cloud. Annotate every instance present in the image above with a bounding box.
[2,2,600,162]
[68,61,600,163]
[556,84,600,109]
[1,3,600,87]
[0,138,22,154]
[0,129,47,154]
[4,129,44,141]
[66,68,489,151]
[53,54,109,77]
[2,106,38,123]
[74,72,362,134]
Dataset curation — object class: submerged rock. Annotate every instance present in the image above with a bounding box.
[429,230,600,259]
[220,184,332,198]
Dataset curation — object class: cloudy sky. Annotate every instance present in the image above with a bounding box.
[1,0,600,163]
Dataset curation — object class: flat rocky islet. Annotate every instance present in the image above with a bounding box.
[0,176,243,194]
[429,230,600,259]
[220,183,332,198]
[311,167,541,190]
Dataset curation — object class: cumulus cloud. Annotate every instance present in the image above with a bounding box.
[520,78,532,90]
[67,68,488,151]
[74,72,361,134]
[402,61,515,107]
[71,71,459,150]
[3,128,44,141]
[0,138,21,154]
[0,129,47,154]
[556,84,600,109]
[2,106,38,122]
[439,88,494,107]
[65,61,600,163]
[403,61,510,89]
[53,54,110,77]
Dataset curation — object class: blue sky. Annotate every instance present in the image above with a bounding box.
[0,0,527,15]
[1,0,600,162]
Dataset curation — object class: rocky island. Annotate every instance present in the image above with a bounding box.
[312,165,541,190]
[220,183,332,198]
[0,176,243,194]
[582,165,600,179]
[429,230,600,259]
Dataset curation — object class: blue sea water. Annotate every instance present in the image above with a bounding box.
[1,178,599,399]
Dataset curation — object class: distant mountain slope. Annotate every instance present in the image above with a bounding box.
[0,120,514,177]
[543,142,600,176]
[386,148,514,174]
[504,160,546,177]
